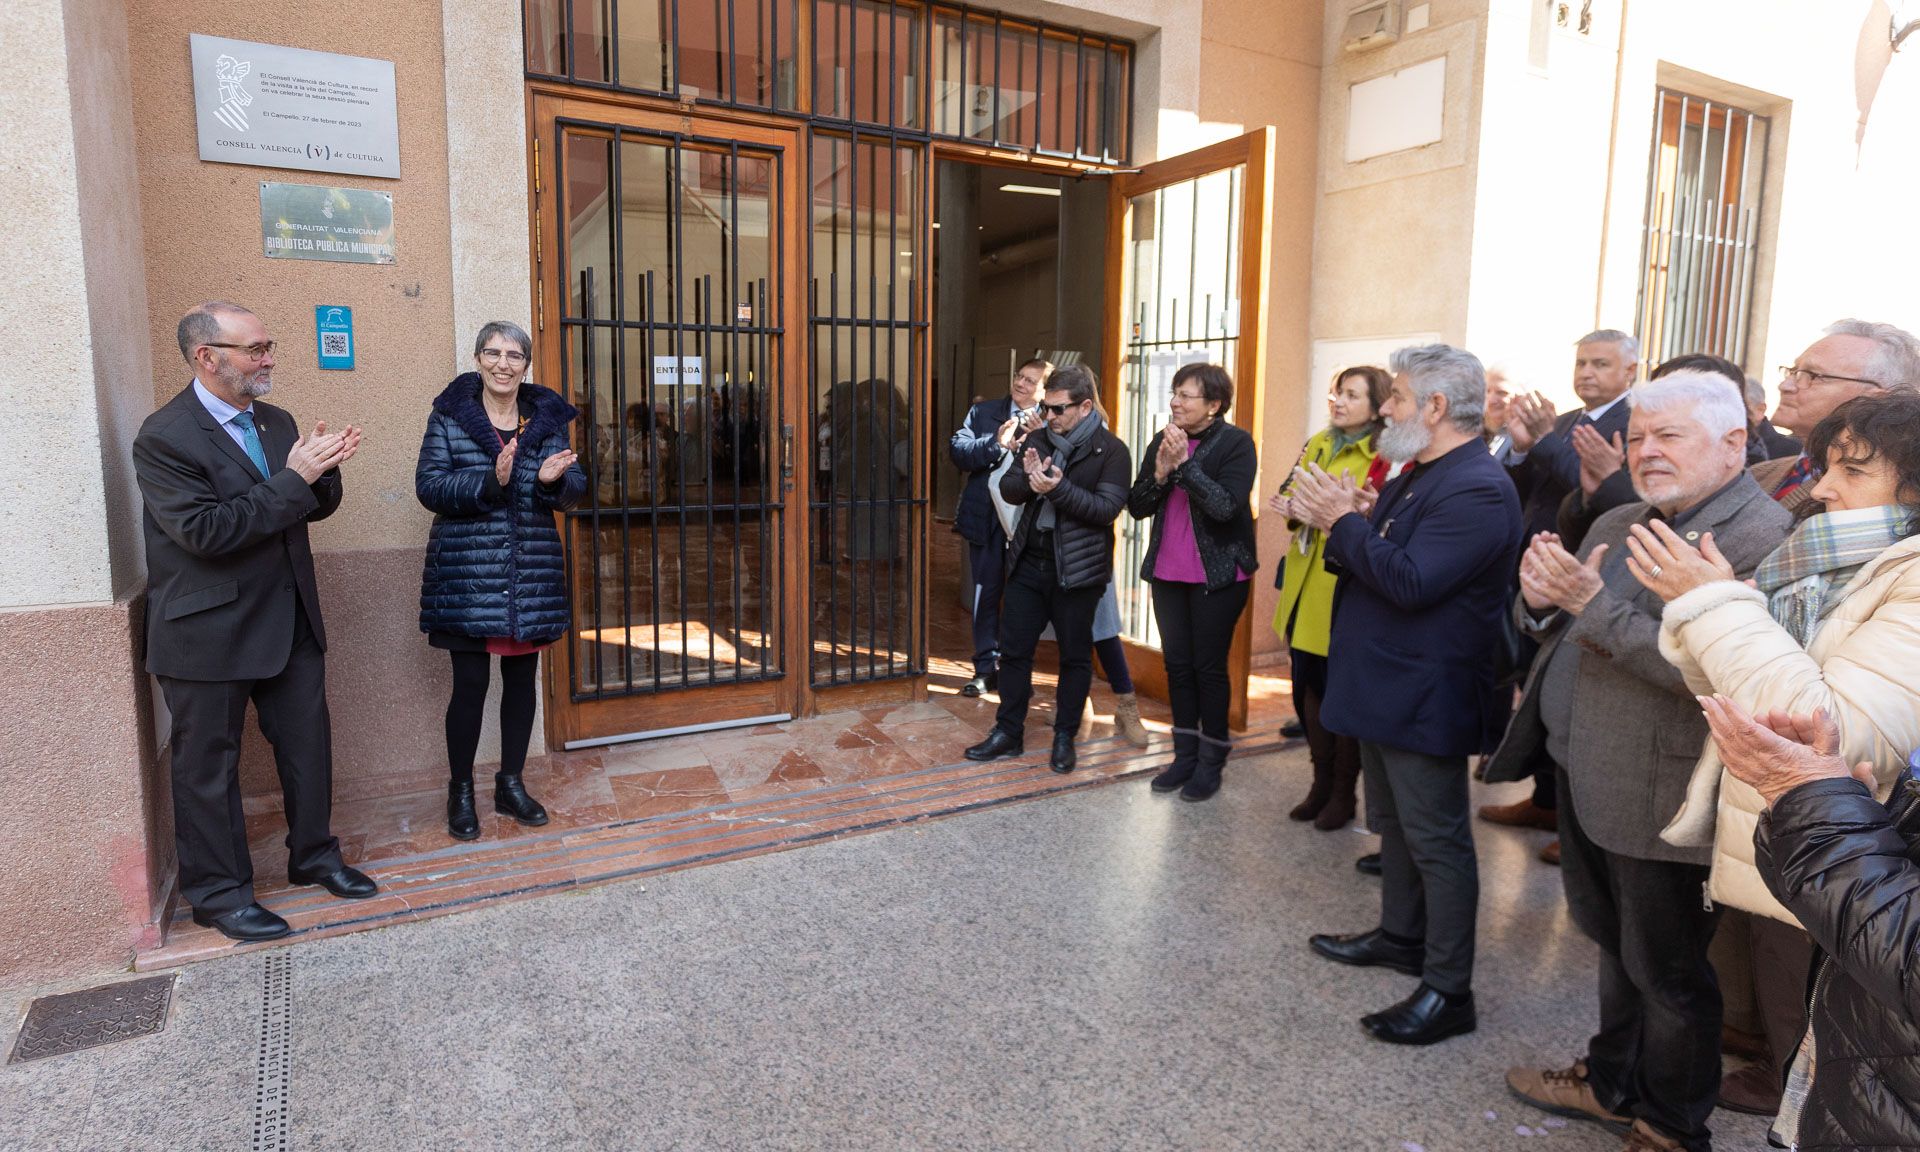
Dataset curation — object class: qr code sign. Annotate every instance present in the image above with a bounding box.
[320,333,350,357]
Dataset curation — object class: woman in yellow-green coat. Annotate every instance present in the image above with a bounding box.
[1268,365,1392,830]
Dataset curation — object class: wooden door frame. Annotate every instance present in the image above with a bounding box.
[529,90,811,749]
[1098,127,1275,732]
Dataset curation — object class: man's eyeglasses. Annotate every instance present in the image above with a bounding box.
[1779,365,1883,390]
[480,348,530,366]
[203,341,275,361]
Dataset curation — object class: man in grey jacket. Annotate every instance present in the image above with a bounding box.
[1486,372,1793,1152]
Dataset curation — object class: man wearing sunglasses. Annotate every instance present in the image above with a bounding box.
[964,365,1130,773]
[132,302,377,943]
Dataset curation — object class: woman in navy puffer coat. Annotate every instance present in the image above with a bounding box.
[416,322,587,841]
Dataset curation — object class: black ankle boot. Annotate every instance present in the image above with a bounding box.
[493,771,549,826]
[1150,731,1200,793]
[1180,736,1230,802]
[447,780,480,841]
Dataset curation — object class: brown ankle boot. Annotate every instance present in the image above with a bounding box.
[1112,692,1149,748]
[1313,739,1362,830]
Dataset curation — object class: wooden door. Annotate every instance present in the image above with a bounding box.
[1099,128,1274,731]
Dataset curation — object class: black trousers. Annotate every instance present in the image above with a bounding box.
[1289,647,1360,782]
[1150,579,1249,743]
[157,600,343,915]
[446,651,541,784]
[994,542,1101,738]
[967,524,1009,679]
[1559,767,1722,1151]
[1362,740,1478,994]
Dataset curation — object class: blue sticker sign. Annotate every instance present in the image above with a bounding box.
[315,306,354,370]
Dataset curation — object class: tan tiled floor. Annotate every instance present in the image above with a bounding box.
[144,528,1295,969]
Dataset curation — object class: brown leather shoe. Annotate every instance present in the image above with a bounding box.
[1505,1061,1632,1135]
[1539,839,1562,866]
[1721,1024,1771,1062]
[1479,797,1560,831]
[1717,1060,1783,1115]
[1622,1119,1686,1151]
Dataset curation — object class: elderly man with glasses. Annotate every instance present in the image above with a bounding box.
[132,302,378,942]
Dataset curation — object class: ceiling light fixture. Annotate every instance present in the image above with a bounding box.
[998,183,1062,197]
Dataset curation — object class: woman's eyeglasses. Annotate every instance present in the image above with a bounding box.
[480,348,529,366]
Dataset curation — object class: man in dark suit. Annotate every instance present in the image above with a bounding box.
[133,302,378,942]
[1289,344,1523,1045]
[1481,330,1640,850]
[947,358,1047,696]
[1486,371,1792,1151]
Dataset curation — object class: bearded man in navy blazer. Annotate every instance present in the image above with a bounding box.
[1287,343,1523,1046]
[133,302,379,943]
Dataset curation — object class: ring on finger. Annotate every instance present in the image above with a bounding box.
[1649,564,1664,579]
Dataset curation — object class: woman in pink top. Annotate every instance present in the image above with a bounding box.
[1125,364,1260,800]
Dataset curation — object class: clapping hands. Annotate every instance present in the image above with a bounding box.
[1022,447,1064,494]
[1507,392,1558,453]
[287,420,363,483]
[1154,424,1188,481]
[1518,532,1607,615]
[1571,422,1625,497]
[1286,463,1368,532]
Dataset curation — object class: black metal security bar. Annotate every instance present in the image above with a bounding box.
[525,0,1132,163]
[556,120,788,700]
[807,128,928,685]
[1634,88,1768,368]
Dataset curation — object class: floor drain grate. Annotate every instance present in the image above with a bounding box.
[8,975,175,1063]
[252,953,294,1152]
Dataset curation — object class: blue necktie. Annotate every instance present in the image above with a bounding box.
[231,410,272,478]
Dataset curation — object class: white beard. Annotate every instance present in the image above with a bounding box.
[239,376,273,399]
[1376,417,1431,462]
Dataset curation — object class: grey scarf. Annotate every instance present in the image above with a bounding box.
[1035,410,1105,531]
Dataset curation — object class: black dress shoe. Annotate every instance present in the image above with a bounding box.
[960,672,998,698]
[494,771,549,826]
[1050,731,1077,774]
[1280,718,1307,739]
[447,780,480,841]
[1361,984,1477,1046]
[1356,852,1382,876]
[191,903,292,942]
[287,865,380,900]
[1308,927,1425,976]
[964,729,1024,761]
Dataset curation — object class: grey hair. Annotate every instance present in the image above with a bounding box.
[1388,344,1486,433]
[1743,375,1766,408]
[1630,370,1747,439]
[1824,318,1920,390]
[1576,328,1640,365]
[176,301,254,363]
[473,320,533,360]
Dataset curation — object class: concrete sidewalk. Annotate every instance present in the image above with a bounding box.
[1,746,1772,1151]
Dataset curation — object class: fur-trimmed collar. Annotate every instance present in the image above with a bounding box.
[432,372,577,456]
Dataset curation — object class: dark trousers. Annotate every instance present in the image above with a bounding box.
[1289,647,1360,784]
[157,601,343,915]
[446,651,541,784]
[1751,914,1815,1070]
[967,524,1009,678]
[1150,578,1249,743]
[994,542,1101,738]
[1093,634,1133,694]
[1559,767,1722,1151]
[1362,740,1478,995]
[1507,632,1557,808]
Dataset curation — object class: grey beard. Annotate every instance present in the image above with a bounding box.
[1376,418,1431,462]
[239,376,273,399]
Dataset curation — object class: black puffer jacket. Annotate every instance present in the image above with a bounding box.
[999,420,1130,590]
[1126,420,1259,591]
[1756,772,1920,1152]
[416,374,588,644]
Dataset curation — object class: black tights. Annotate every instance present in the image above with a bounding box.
[446,651,540,784]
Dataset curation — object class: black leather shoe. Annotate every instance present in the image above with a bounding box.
[1050,732,1077,774]
[1308,928,1425,976]
[1361,984,1477,1046]
[964,729,1024,761]
[191,903,292,942]
[1356,852,1383,876]
[447,780,480,841]
[287,864,380,900]
[1280,718,1307,739]
[960,672,998,698]
[494,772,549,826]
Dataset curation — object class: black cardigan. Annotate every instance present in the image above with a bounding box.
[1126,420,1259,591]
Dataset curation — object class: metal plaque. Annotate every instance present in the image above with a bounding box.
[260,183,396,265]
[9,975,174,1062]
[191,33,401,179]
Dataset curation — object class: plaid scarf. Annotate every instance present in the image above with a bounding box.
[1753,505,1912,645]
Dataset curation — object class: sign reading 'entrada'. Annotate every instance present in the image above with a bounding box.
[189,34,401,179]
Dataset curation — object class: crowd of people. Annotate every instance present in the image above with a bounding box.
[135,296,1920,1150]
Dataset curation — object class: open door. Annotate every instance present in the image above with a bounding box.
[1099,128,1274,732]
